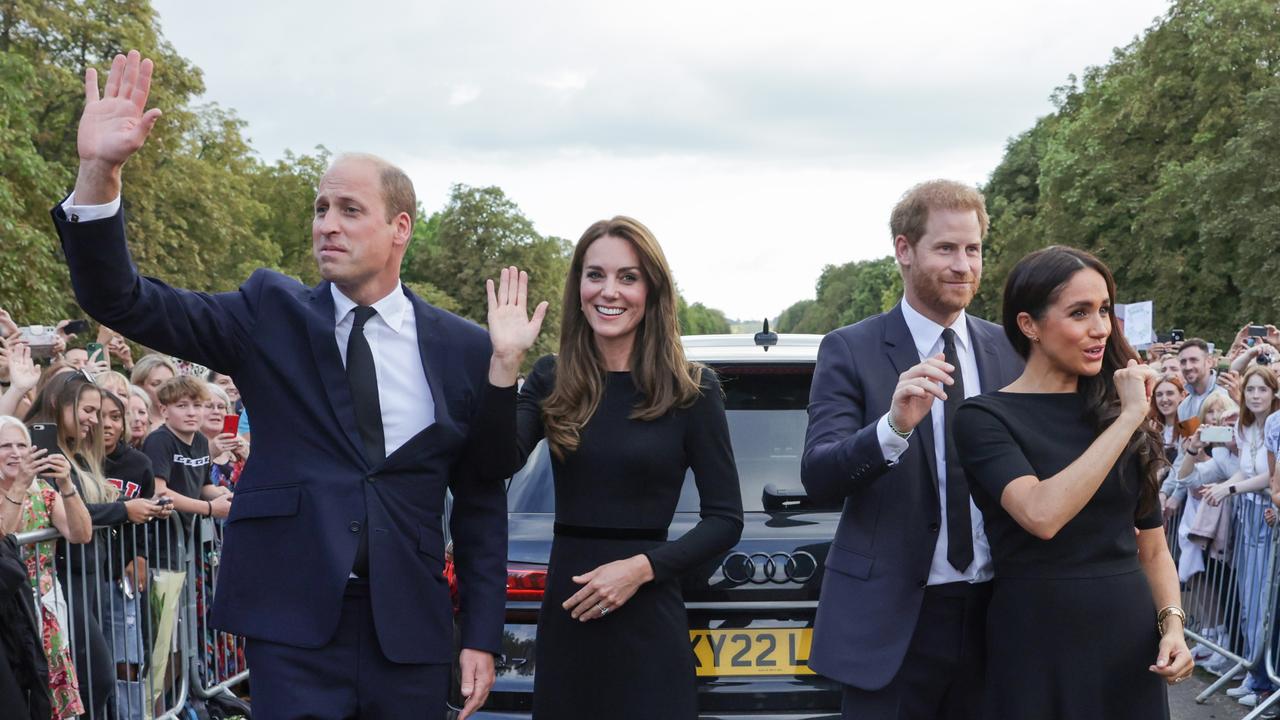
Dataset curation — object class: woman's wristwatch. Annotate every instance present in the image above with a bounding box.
[1157,605,1186,635]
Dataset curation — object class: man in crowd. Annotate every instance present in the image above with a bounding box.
[1177,339,1225,422]
[802,180,1023,719]
[50,49,512,719]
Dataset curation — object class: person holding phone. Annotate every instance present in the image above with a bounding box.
[201,382,248,490]
[0,415,91,719]
[490,219,743,719]
[954,246,1190,718]
[25,372,143,717]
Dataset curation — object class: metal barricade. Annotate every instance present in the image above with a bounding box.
[188,515,250,704]
[12,507,196,719]
[1165,490,1280,707]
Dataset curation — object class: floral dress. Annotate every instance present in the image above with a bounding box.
[19,485,84,719]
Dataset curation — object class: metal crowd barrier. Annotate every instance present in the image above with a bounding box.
[11,507,249,719]
[1163,489,1280,711]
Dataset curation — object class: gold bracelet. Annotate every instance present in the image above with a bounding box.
[59,487,77,498]
[1157,605,1186,635]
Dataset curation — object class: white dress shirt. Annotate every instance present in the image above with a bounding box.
[330,284,435,458]
[874,297,993,585]
[60,192,437,459]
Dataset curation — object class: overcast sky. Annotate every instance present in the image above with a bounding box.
[151,0,1171,321]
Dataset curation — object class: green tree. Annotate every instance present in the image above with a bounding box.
[677,297,731,335]
[773,257,902,334]
[979,0,1280,341]
[405,184,571,363]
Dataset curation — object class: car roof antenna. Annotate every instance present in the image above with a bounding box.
[754,319,778,351]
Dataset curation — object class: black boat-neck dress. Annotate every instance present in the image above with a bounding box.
[514,355,743,719]
[954,391,1169,720]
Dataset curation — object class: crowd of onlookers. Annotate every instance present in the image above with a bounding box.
[1146,325,1280,714]
[0,307,249,719]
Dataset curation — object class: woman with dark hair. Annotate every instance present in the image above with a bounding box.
[487,216,744,719]
[954,246,1190,718]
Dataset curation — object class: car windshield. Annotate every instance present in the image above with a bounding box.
[507,363,829,513]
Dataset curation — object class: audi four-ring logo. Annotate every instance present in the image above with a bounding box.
[720,551,818,584]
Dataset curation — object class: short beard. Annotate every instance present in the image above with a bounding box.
[907,268,978,317]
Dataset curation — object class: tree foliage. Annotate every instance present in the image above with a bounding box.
[976,0,1280,341]
[774,257,902,333]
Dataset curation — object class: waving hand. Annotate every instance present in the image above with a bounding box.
[75,50,163,203]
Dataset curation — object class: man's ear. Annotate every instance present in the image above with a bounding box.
[393,212,413,248]
[894,235,912,269]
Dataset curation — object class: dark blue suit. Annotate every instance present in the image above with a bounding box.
[52,203,512,715]
[801,304,1021,715]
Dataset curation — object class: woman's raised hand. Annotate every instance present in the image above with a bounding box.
[1116,359,1158,422]
[486,266,548,386]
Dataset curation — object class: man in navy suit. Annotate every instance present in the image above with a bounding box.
[51,50,544,719]
[802,180,1023,719]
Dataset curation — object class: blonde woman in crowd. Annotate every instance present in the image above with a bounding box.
[129,354,176,431]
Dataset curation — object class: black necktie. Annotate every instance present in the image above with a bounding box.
[941,328,974,572]
[347,306,384,577]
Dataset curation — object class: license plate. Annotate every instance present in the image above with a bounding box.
[689,628,814,677]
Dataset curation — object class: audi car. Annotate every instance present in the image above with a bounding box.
[449,331,844,719]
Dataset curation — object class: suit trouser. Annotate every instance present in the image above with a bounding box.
[841,580,991,720]
[245,579,451,720]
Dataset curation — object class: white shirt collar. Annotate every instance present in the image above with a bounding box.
[331,282,409,334]
[900,295,972,358]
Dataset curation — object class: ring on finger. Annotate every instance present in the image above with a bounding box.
[597,603,610,616]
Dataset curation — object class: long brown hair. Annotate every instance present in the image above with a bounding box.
[542,216,703,459]
[1239,365,1280,429]
[1002,245,1165,515]
[23,373,116,503]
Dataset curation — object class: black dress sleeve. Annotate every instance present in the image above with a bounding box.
[644,369,744,582]
[954,400,1038,502]
[514,355,555,462]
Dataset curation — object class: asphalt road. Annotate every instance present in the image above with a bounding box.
[1172,667,1271,720]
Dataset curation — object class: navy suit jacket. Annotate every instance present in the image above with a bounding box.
[52,202,513,664]
[800,304,1022,690]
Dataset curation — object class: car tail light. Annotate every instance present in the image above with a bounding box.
[507,562,548,601]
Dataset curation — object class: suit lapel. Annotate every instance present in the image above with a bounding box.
[883,305,940,501]
[970,321,1006,395]
[404,286,454,431]
[306,283,369,465]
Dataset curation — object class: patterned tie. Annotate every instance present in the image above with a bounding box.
[942,328,974,571]
[347,306,384,577]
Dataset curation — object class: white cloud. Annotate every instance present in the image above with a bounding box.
[447,84,482,107]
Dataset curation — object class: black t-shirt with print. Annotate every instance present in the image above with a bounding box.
[143,426,211,570]
[104,443,156,577]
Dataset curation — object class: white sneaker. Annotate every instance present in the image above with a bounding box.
[1228,682,1255,698]
[1240,693,1259,708]
[1191,643,1216,661]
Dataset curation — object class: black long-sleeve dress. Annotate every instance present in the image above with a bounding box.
[513,356,743,719]
[955,392,1168,720]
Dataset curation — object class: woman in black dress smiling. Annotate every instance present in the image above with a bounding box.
[487,216,743,719]
[954,246,1192,719]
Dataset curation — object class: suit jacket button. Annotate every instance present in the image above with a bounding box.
[367,475,376,483]
[928,523,939,532]
[349,521,362,533]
